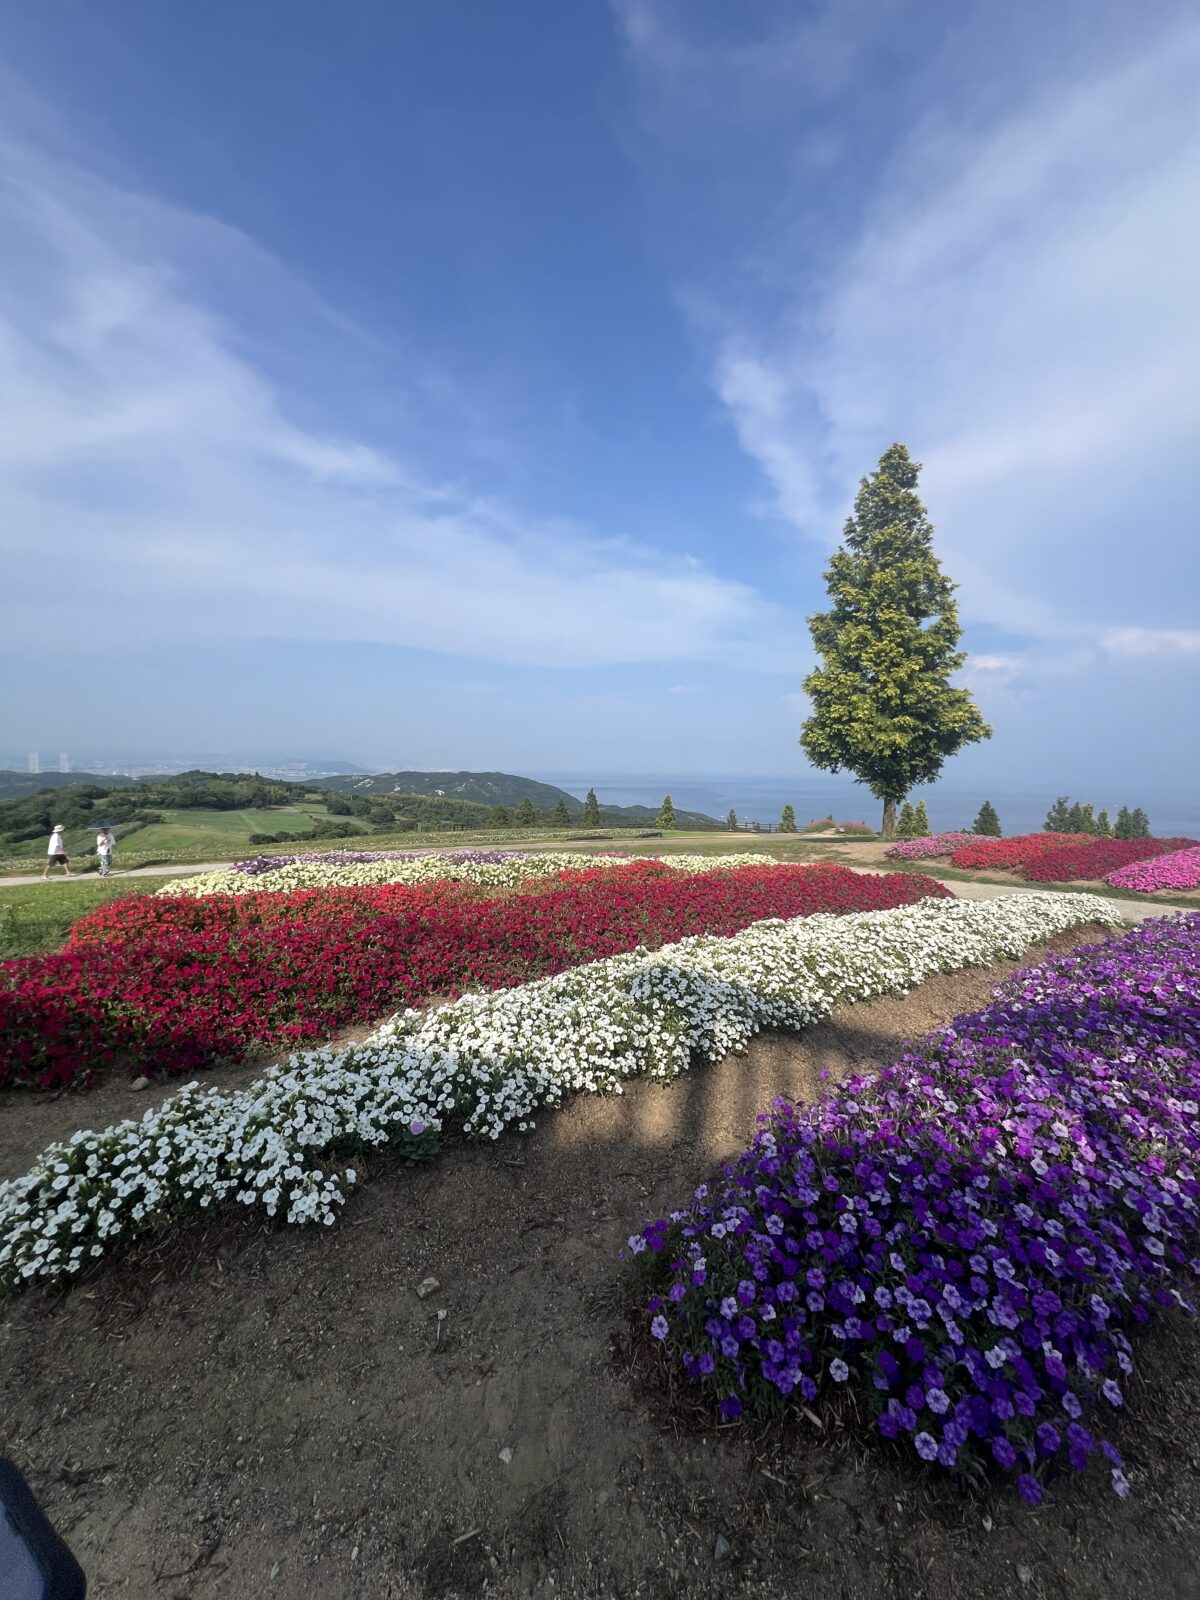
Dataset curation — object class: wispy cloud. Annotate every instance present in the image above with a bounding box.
[620,5,1200,649]
[0,123,791,672]
[1104,628,1200,658]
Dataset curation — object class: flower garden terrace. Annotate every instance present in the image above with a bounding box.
[0,890,1122,1294]
[629,912,1200,1506]
[1,857,948,1091]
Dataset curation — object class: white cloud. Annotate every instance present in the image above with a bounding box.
[623,6,1200,647]
[1104,628,1200,658]
[0,129,789,672]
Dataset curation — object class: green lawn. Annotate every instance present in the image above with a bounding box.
[0,877,187,958]
[127,803,337,852]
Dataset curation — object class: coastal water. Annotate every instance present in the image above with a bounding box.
[535,773,1200,840]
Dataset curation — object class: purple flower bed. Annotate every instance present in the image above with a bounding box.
[885,832,977,861]
[1107,846,1200,894]
[229,848,533,876]
[628,914,1200,1502]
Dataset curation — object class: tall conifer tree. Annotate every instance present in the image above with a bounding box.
[800,445,990,838]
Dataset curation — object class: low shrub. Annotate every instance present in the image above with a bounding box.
[629,914,1200,1502]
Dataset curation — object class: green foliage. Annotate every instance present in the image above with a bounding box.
[895,801,918,838]
[551,799,571,827]
[778,804,797,833]
[582,788,601,827]
[1130,807,1151,839]
[514,797,537,827]
[1095,809,1113,838]
[656,794,678,830]
[972,800,1002,837]
[912,799,931,837]
[489,805,511,826]
[1045,796,1072,832]
[726,810,738,831]
[799,444,991,837]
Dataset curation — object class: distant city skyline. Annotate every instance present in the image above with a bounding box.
[1,2,1197,795]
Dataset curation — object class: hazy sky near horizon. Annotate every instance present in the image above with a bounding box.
[1,1,1198,789]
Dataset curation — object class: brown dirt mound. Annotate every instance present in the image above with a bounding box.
[3,925,1197,1600]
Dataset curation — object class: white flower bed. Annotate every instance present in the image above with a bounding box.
[160,850,780,898]
[0,892,1121,1290]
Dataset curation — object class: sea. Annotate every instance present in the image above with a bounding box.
[533,773,1200,840]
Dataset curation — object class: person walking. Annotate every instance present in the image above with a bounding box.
[96,825,115,877]
[42,824,72,879]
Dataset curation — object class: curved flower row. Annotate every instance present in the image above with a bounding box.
[949,833,1093,871]
[160,850,780,898]
[1106,845,1200,893]
[0,893,1121,1291]
[228,846,538,875]
[1022,837,1196,884]
[884,832,976,861]
[1,863,941,1089]
[628,913,1198,1503]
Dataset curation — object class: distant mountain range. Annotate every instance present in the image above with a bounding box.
[316,770,720,828]
[0,767,722,829]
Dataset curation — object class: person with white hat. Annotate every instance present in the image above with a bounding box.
[42,824,72,879]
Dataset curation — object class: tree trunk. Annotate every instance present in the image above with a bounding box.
[881,798,897,839]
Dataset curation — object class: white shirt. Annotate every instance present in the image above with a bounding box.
[97,832,113,853]
[48,830,64,855]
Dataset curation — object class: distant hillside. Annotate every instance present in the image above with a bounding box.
[0,770,141,802]
[317,770,721,829]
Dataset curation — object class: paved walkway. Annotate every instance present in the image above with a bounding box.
[0,861,227,888]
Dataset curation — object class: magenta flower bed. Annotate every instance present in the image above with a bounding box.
[1107,846,1200,893]
[1022,837,1196,884]
[628,914,1200,1503]
[885,832,976,861]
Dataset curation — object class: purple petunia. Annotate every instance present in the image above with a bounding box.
[630,914,1200,1503]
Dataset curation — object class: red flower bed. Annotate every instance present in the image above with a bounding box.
[1021,836,1197,883]
[1,863,949,1091]
[948,832,1093,871]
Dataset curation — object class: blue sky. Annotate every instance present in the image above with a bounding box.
[1,0,1198,793]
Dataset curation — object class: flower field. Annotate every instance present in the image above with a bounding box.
[1107,845,1200,894]
[884,832,977,861]
[630,912,1200,1502]
[1022,837,1197,884]
[1,860,943,1090]
[948,833,1094,871]
[0,891,1120,1290]
[162,848,776,898]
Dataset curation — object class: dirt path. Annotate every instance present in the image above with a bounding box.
[0,860,229,887]
[5,924,1198,1600]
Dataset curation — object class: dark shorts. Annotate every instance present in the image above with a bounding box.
[48,853,69,864]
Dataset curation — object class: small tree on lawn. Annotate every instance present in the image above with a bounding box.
[1130,807,1151,839]
[779,804,797,833]
[551,798,571,828]
[912,799,931,837]
[1045,796,1072,832]
[1095,809,1113,838]
[515,797,537,827]
[800,444,991,838]
[896,801,918,838]
[726,809,739,832]
[656,794,678,830]
[582,788,601,826]
[489,805,510,826]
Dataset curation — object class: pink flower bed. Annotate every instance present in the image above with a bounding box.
[884,831,976,861]
[1106,846,1200,893]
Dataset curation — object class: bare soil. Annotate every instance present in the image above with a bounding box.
[3,924,1199,1600]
